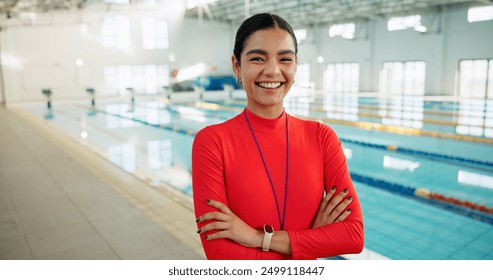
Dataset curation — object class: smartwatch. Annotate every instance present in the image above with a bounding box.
[262,224,274,251]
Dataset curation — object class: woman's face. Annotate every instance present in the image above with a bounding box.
[232,28,297,117]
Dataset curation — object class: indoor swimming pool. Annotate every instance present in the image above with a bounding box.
[16,91,493,260]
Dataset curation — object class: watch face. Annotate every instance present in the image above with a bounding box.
[264,225,274,233]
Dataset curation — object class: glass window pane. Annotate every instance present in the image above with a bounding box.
[132,65,145,94]
[144,65,158,94]
[142,18,156,49]
[329,23,355,39]
[118,66,132,96]
[468,6,493,22]
[457,59,490,137]
[294,29,307,42]
[378,61,425,128]
[157,65,170,89]
[324,63,359,121]
[104,66,118,96]
[142,18,169,50]
[102,15,130,49]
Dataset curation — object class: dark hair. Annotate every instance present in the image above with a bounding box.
[233,13,298,65]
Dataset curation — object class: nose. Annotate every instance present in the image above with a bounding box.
[263,60,281,77]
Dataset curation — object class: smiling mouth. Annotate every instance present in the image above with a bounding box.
[256,82,283,89]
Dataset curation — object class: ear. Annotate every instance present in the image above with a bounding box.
[231,55,241,77]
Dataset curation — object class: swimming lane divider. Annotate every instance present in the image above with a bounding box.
[350,172,493,225]
[340,138,493,170]
[97,109,197,136]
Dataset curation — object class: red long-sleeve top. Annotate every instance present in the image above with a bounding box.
[192,109,364,260]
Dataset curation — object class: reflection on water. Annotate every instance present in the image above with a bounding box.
[284,90,493,139]
[383,155,420,172]
[378,96,424,129]
[456,99,493,138]
[148,139,173,170]
[108,144,137,172]
[458,170,493,190]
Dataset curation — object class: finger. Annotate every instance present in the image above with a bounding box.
[198,221,230,234]
[198,211,230,223]
[335,208,352,223]
[203,229,229,241]
[205,199,233,215]
[318,186,337,214]
[325,188,349,213]
[329,195,353,221]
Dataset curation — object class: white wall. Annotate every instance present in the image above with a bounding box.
[0,2,232,104]
[312,4,493,95]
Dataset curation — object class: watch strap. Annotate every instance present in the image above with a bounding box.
[262,224,274,251]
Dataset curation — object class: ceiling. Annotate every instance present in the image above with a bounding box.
[185,0,492,27]
[0,0,491,27]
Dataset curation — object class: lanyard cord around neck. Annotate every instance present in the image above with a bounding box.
[243,110,289,230]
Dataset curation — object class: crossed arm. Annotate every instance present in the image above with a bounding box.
[196,187,353,255]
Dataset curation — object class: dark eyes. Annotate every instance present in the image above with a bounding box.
[250,57,264,62]
[249,57,293,62]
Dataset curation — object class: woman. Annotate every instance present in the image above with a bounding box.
[192,13,364,260]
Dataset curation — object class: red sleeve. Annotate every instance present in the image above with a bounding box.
[287,124,364,259]
[192,127,280,259]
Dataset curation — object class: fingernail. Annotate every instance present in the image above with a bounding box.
[197,229,201,234]
[347,208,352,213]
[204,236,208,240]
[331,186,336,191]
[347,196,353,201]
[205,199,211,204]
[195,218,200,223]
[343,188,348,193]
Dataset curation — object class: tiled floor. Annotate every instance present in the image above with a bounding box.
[0,106,205,260]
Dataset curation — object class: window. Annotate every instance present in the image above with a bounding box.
[323,63,359,121]
[329,23,355,39]
[105,0,130,4]
[104,66,119,96]
[295,63,310,86]
[456,59,493,137]
[186,0,219,9]
[102,15,131,49]
[105,104,141,128]
[379,61,425,128]
[104,65,170,96]
[468,6,493,22]
[387,15,421,31]
[142,18,169,49]
[294,29,307,43]
[285,63,312,117]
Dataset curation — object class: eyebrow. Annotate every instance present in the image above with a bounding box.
[245,49,296,56]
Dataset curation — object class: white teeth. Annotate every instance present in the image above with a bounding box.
[258,82,281,89]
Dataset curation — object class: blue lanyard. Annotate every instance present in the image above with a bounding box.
[243,110,290,230]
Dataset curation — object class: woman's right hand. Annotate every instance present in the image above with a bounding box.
[312,187,352,228]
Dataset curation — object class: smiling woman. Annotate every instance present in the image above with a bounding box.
[192,13,364,260]
[233,28,297,119]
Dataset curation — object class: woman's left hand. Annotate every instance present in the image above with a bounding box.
[196,199,263,248]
